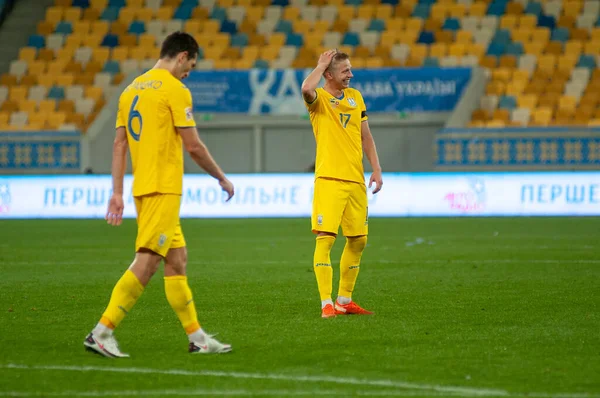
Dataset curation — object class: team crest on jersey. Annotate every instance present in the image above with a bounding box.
[348,98,357,107]
[329,98,340,107]
[185,107,193,121]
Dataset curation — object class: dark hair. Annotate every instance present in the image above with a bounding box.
[160,31,199,60]
[326,52,350,73]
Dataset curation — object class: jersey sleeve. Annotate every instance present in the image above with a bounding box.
[357,90,368,122]
[115,95,126,128]
[304,87,323,113]
[169,85,196,128]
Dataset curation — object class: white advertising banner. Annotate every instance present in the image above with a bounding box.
[0,172,598,218]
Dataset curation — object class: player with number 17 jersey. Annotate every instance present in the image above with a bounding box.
[117,68,195,197]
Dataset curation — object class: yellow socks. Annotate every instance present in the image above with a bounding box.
[164,275,201,334]
[338,236,367,300]
[314,235,336,301]
[100,270,144,330]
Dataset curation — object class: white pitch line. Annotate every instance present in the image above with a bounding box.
[1,363,506,397]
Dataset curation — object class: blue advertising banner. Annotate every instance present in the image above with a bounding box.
[184,68,472,115]
[0,131,81,170]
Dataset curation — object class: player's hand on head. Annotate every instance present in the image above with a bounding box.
[106,193,124,226]
[369,170,383,194]
[219,178,234,202]
[317,49,337,68]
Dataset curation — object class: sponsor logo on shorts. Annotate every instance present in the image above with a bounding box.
[158,234,167,247]
[317,214,323,225]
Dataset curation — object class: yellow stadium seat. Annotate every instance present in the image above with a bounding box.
[512,69,530,83]
[519,15,537,30]
[429,43,447,58]
[91,21,109,36]
[192,7,209,19]
[357,5,376,18]
[354,46,371,58]
[570,28,589,42]
[211,33,231,48]
[537,54,557,72]
[424,19,442,32]
[545,41,563,56]
[203,47,225,60]
[379,31,398,48]
[448,43,466,57]
[47,112,67,130]
[126,0,144,6]
[468,3,487,17]
[162,0,181,6]
[39,99,57,113]
[233,59,254,69]
[245,6,264,23]
[410,44,428,60]
[64,7,82,23]
[449,3,466,18]
[28,61,47,76]
[531,28,550,43]
[129,47,148,61]
[557,55,577,74]
[558,95,577,111]
[29,112,48,128]
[500,15,518,29]
[293,20,312,35]
[455,31,472,44]
[518,94,538,109]
[57,48,76,61]
[38,21,56,36]
[213,59,233,69]
[72,20,90,34]
[523,42,544,55]
[337,6,356,21]
[118,7,136,24]
[58,99,75,114]
[111,46,130,62]
[564,40,583,56]
[155,6,175,20]
[18,99,36,114]
[64,34,85,50]
[375,5,393,19]
[241,46,260,60]
[82,8,100,21]
[531,107,553,126]
[467,44,485,59]
[217,0,234,7]
[20,75,39,87]
[397,30,419,45]
[83,33,104,48]
[47,60,68,75]
[365,57,384,68]
[505,80,526,96]
[584,41,600,55]
[202,20,220,34]
[184,20,202,34]
[119,34,138,47]
[260,45,281,61]
[136,8,153,22]
[138,33,156,48]
[38,49,55,62]
[55,0,72,6]
[90,0,107,9]
[505,1,523,15]
[282,6,300,20]
[45,7,64,24]
[405,18,423,32]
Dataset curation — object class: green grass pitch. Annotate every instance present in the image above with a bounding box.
[0,217,598,398]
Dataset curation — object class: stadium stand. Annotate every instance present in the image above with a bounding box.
[0,0,599,133]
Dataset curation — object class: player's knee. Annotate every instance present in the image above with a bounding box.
[316,234,336,250]
[347,235,367,253]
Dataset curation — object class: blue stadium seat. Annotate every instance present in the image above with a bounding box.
[577,54,596,69]
[128,21,146,34]
[380,0,399,4]
[486,42,505,56]
[286,32,304,47]
[220,19,237,34]
[72,0,90,7]
[27,35,45,49]
[210,7,227,22]
[412,4,430,19]
[271,0,289,5]
[230,33,249,48]
[442,18,460,31]
[341,32,360,46]
[505,42,523,56]
[274,20,293,34]
[498,95,517,110]
[103,60,121,74]
[174,5,194,20]
[417,31,435,44]
[47,86,65,100]
[487,1,508,16]
[181,0,199,6]
[108,0,125,7]
[101,34,119,47]
[100,7,120,21]
[551,27,569,42]
[345,0,363,5]
[537,14,555,29]
[254,59,269,69]
[524,1,542,16]
[493,29,511,45]
[55,21,73,34]
[423,57,439,67]
[368,19,386,32]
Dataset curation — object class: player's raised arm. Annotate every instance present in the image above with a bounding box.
[178,127,234,201]
[106,126,128,225]
[301,49,336,104]
[361,121,383,194]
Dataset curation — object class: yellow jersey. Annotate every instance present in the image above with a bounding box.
[305,87,368,184]
[116,69,196,197]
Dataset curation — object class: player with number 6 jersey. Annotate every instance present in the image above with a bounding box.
[301,50,384,319]
[83,32,235,358]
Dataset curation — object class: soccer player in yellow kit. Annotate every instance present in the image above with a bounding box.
[83,32,234,357]
[302,50,383,318]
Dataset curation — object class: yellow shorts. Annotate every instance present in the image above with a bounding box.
[134,193,186,257]
[311,177,368,237]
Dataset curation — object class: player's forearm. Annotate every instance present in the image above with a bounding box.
[189,144,227,182]
[363,134,382,173]
[111,140,128,195]
[301,65,327,94]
